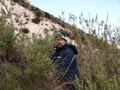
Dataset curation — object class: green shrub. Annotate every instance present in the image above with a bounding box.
[0,14,55,90]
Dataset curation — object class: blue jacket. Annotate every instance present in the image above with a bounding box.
[51,44,80,82]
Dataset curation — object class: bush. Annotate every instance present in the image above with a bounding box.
[0,14,55,90]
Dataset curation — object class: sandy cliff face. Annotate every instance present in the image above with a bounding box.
[0,0,76,44]
[5,1,61,36]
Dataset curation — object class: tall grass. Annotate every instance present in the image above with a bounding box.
[70,13,120,90]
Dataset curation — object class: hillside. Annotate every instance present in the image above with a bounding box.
[0,0,120,90]
[2,0,81,44]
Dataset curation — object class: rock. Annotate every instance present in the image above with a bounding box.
[0,0,76,44]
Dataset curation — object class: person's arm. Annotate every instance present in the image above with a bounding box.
[62,46,78,70]
[51,52,57,63]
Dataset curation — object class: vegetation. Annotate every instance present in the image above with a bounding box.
[72,14,120,90]
[0,15,55,90]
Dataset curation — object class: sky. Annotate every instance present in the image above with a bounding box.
[30,0,120,26]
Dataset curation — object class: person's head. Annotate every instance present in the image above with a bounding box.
[55,29,69,47]
[56,38,67,47]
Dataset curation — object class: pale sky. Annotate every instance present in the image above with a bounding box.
[30,0,120,26]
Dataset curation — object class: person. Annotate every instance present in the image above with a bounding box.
[51,29,80,90]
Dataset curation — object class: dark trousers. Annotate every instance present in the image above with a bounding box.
[63,83,76,90]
